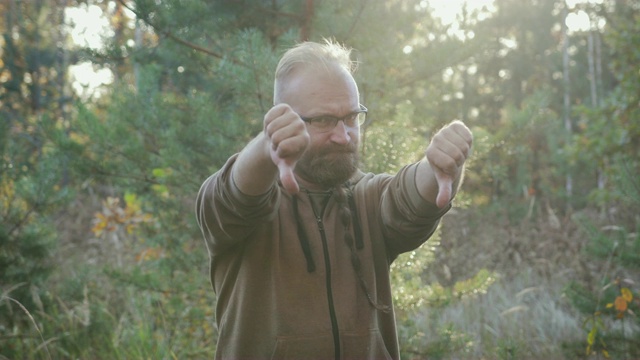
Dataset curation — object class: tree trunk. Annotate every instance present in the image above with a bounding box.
[562,5,573,202]
[300,0,314,41]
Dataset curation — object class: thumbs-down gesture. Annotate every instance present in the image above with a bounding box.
[424,120,473,208]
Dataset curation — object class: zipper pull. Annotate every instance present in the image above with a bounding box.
[316,216,324,231]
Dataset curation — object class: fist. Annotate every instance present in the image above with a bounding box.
[264,104,310,194]
[425,120,473,207]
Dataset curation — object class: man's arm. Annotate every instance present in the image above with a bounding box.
[195,104,309,252]
[232,104,310,195]
[415,120,473,208]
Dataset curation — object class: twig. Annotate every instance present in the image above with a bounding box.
[343,0,368,42]
[1,296,53,360]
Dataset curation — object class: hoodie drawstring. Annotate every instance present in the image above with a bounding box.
[293,194,316,272]
[292,187,364,273]
[347,191,364,250]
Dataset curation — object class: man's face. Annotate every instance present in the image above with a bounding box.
[278,64,361,188]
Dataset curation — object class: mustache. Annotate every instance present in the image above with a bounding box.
[316,143,357,156]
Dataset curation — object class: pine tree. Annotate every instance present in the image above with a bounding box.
[0,0,74,355]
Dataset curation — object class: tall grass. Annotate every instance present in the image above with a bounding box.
[414,268,583,359]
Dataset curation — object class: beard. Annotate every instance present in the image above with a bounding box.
[295,142,359,188]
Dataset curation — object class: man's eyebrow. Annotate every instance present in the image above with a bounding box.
[311,109,361,118]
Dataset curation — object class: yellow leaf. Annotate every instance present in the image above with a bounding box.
[587,326,596,345]
[135,247,164,262]
[606,303,614,308]
[602,349,610,358]
[91,213,109,236]
[91,225,104,237]
[614,296,628,312]
[621,288,633,302]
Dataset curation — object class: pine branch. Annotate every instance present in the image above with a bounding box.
[115,0,246,66]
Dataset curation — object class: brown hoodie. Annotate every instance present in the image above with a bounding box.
[196,154,449,359]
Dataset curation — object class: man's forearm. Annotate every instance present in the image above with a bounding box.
[231,133,279,196]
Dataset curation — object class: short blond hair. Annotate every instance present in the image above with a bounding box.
[273,39,357,103]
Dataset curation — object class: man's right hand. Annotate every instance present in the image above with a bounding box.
[264,104,310,194]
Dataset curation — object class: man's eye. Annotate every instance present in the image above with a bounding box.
[313,116,337,126]
[344,113,358,126]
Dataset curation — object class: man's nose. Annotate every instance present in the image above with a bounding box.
[329,120,353,144]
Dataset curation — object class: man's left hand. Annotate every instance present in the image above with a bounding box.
[425,120,473,208]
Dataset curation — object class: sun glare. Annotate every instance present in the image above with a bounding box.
[68,62,114,99]
[416,0,496,41]
[65,4,111,50]
[565,0,607,32]
[565,10,591,32]
[65,3,116,98]
[424,0,496,26]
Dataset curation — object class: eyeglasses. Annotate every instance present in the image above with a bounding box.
[300,105,368,133]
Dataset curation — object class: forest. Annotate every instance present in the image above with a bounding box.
[1,0,639,358]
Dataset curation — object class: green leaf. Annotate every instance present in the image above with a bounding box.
[152,168,166,178]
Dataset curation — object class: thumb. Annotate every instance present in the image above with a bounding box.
[435,171,452,208]
[277,161,299,194]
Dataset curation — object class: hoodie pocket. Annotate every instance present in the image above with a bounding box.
[343,329,393,360]
[270,333,334,359]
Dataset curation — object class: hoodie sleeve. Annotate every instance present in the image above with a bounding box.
[195,154,280,255]
[380,162,451,258]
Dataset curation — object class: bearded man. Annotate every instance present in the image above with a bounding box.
[196,39,473,360]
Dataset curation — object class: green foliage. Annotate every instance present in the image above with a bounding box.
[391,229,500,358]
[0,189,61,355]
[494,337,526,360]
[361,102,428,174]
[0,118,70,349]
[1,0,81,341]
[569,4,640,212]
[567,279,640,359]
[564,216,640,358]
[401,323,474,360]
[468,90,574,214]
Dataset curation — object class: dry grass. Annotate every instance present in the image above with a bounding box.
[417,268,583,359]
[404,202,639,359]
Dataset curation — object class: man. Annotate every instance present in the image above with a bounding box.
[196,39,472,359]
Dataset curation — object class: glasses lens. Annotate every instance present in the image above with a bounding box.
[311,117,337,132]
[305,107,366,132]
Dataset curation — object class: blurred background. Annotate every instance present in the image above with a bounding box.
[1,0,638,358]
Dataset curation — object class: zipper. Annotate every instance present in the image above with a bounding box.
[314,212,341,360]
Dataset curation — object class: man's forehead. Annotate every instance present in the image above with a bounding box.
[278,65,358,102]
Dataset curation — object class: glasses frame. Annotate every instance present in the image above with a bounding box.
[300,104,368,133]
